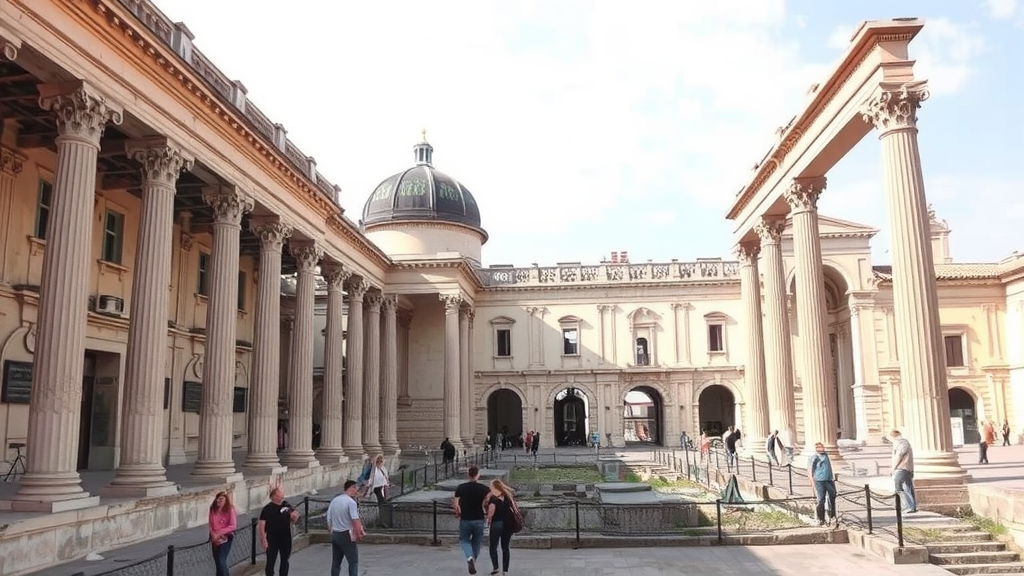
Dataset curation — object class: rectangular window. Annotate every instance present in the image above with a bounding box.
[496,328,512,357]
[101,209,125,264]
[708,324,725,352]
[562,328,579,356]
[35,180,53,239]
[237,271,247,310]
[197,252,210,296]
[944,334,965,367]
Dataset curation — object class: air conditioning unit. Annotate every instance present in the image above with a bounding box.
[97,295,124,315]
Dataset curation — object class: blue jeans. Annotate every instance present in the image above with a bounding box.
[894,469,917,512]
[212,536,232,576]
[459,519,486,560]
[330,530,358,576]
[814,480,837,522]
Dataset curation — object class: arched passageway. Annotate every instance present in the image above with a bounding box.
[698,385,735,437]
[948,387,979,445]
[487,389,523,441]
[623,386,662,445]
[554,388,587,447]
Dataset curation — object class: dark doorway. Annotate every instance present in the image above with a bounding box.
[78,353,96,470]
[554,388,587,447]
[623,386,662,445]
[948,387,979,444]
[698,385,735,437]
[487,389,523,440]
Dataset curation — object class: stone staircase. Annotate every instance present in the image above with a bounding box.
[918,523,1024,575]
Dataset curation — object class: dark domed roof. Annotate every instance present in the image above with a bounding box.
[362,136,484,235]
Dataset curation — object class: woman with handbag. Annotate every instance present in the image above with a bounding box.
[208,491,237,576]
[484,479,522,576]
[366,454,392,504]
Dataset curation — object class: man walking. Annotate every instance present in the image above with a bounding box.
[765,430,781,466]
[453,465,490,574]
[808,442,837,527]
[723,426,738,470]
[890,430,917,513]
[327,480,365,576]
[258,486,300,576]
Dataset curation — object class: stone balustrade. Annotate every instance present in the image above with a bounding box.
[478,259,741,287]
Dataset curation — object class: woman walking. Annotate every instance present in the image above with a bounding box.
[366,454,392,505]
[485,479,519,576]
[208,491,237,576]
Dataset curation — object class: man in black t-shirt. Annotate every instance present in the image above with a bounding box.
[453,466,490,575]
[259,486,299,576]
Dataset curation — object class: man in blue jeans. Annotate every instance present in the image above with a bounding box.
[453,465,490,574]
[890,429,918,513]
[808,442,837,527]
[326,480,365,576]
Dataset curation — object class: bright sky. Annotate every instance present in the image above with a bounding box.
[159,0,1024,267]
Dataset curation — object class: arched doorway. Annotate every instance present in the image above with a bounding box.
[948,388,979,444]
[487,389,523,443]
[698,385,735,437]
[554,388,587,447]
[623,387,662,445]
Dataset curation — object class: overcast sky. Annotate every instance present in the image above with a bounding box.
[159,0,1024,267]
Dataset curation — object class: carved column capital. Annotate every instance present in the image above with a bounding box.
[38,81,123,144]
[203,186,253,226]
[0,147,26,176]
[862,81,929,134]
[127,138,194,186]
[670,302,689,312]
[441,293,463,314]
[180,233,195,252]
[250,220,293,252]
[397,309,413,329]
[289,243,323,273]
[346,278,370,300]
[733,242,760,265]
[381,294,398,312]
[321,265,352,292]
[784,177,827,214]
[365,294,384,312]
[754,216,787,245]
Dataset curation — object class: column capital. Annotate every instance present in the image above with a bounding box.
[459,305,475,320]
[754,216,787,245]
[250,219,293,252]
[670,302,689,311]
[346,277,370,300]
[862,81,929,134]
[203,186,253,225]
[381,294,398,312]
[441,293,463,314]
[365,293,384,312]
[397,309,413,329]
[784,177,827,214]
[1,33,21,61]
[289,242,323,273]
[126,137,194,186]
[0,146,26,176]
[321,264,352,292]
[38,81,123,143]
[733,242,760,265]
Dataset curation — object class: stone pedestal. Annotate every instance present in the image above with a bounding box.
[380,296,400,455]
[11,82,121,512]
[243,220,292,475]
[362,295,383,455]
[282,243,322,469]
[190,186,252,484]
[863,82,965,482]
[343,279,369,459]
[441,294,464,451]
[317,265,350,464]
[736,243,769,456]
[104,139,192,498]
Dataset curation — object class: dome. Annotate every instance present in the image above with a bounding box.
[361,135,485,239]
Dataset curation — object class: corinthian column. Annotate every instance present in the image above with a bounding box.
[785,178,842,462]
[380,295,400,455]
[441,294,464,450]
[362,294,383,455]
[191,186,252,482]
[755,217,797,448]
[243,220,292,474]
[863,82,965,481]
[282,243,323,468]
[105,139,193,497]
[459,307,474,449]
[12,83,121,511]
[317,264,351,464]
[343,278,369,458]
[735,242,769,454]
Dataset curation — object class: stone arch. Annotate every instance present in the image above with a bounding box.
[481,382,527,406]
[547,383,597,447]
[0,324,33,361]
[626,307,660,326]
[692,377,744,406]
[786,262,853,311]
[621,385,665,445]
[617,380,672,406]
[948,385,981,445]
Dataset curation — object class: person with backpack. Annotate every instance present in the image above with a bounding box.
[484,478,522,576]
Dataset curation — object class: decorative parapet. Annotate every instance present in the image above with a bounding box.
[115,0,340,203]
[478,259,740,287]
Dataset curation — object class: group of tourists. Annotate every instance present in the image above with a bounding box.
[978,419,1013,463]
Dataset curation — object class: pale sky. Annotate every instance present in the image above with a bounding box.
[158,0,1024,267]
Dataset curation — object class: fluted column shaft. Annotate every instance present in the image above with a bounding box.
[282,243,322,468]
[362,295,383,454]
[343,279,369,458]
[459,307,473,449]
[317,265,351,463]
[755,217,798,448]
[441,294,463,450]
[380,296,400,454]
[106,139,193,496]
[864,82,964,479]
[0,147,26,284]
[785,178,841,460]
[736,243,769,452]
[244,221,292,473]
[192,187,252,481]
[13,83,122,511]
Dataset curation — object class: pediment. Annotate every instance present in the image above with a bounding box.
[785,214,878,238]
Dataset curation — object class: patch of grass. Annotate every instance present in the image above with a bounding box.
[961,513,1008,538]
[623,471,643,483]
[903,527,947,543]
[717,507,803,531]
[649,476,703,491]
[510,466,604,484]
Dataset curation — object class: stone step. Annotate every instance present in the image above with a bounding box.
[925,541,1008,555]
[931,552,1021,566]
[905,523,980,533]
[933,531,999,543]
[943,563,1024,575]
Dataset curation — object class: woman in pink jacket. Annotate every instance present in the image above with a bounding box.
[208,491,237,576]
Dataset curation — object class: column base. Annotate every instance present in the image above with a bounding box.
[362,444,383,457]
[282,451,321,469]
[190,459,243,484]
[185,472,244,485]
[243,453,284,472]
[343,446,365,460]
[243,464,288,477]
[166,441,188,466]
[315,448,349,465]
[791,445,845,470]
[381,443,401,456]
[8,494,101,513]
[99,482,179,499]
[913,450,969,482]
[11,472,100,512]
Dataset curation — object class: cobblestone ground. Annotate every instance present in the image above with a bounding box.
[286,542,953,575]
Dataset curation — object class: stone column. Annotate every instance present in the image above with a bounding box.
[380,295,400,455]
[362,294,383,455]
[459,306,474,449]
[441,293,464,450]
[243,220,293,474]
[343,278,369,458]
[735,242,769,454]
[317,264,351,464]
[281,243,322,468]
[863,82,965,480]
[785,177,841,462]
[105,139,193,497]
[12,82,121,512]
[0,147,26,285]
[848,303,872,442]
[754,217,798,448]
[397,311,412,406]
[835,328,855,439]
[191,186,252,482]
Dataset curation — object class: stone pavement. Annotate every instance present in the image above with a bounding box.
[286,542,953,575]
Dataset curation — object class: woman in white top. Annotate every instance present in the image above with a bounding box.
[366,454,391,504]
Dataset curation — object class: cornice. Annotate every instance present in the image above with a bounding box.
[365,219,489,242]
[480,279,741,293]
[325,214,391,269]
